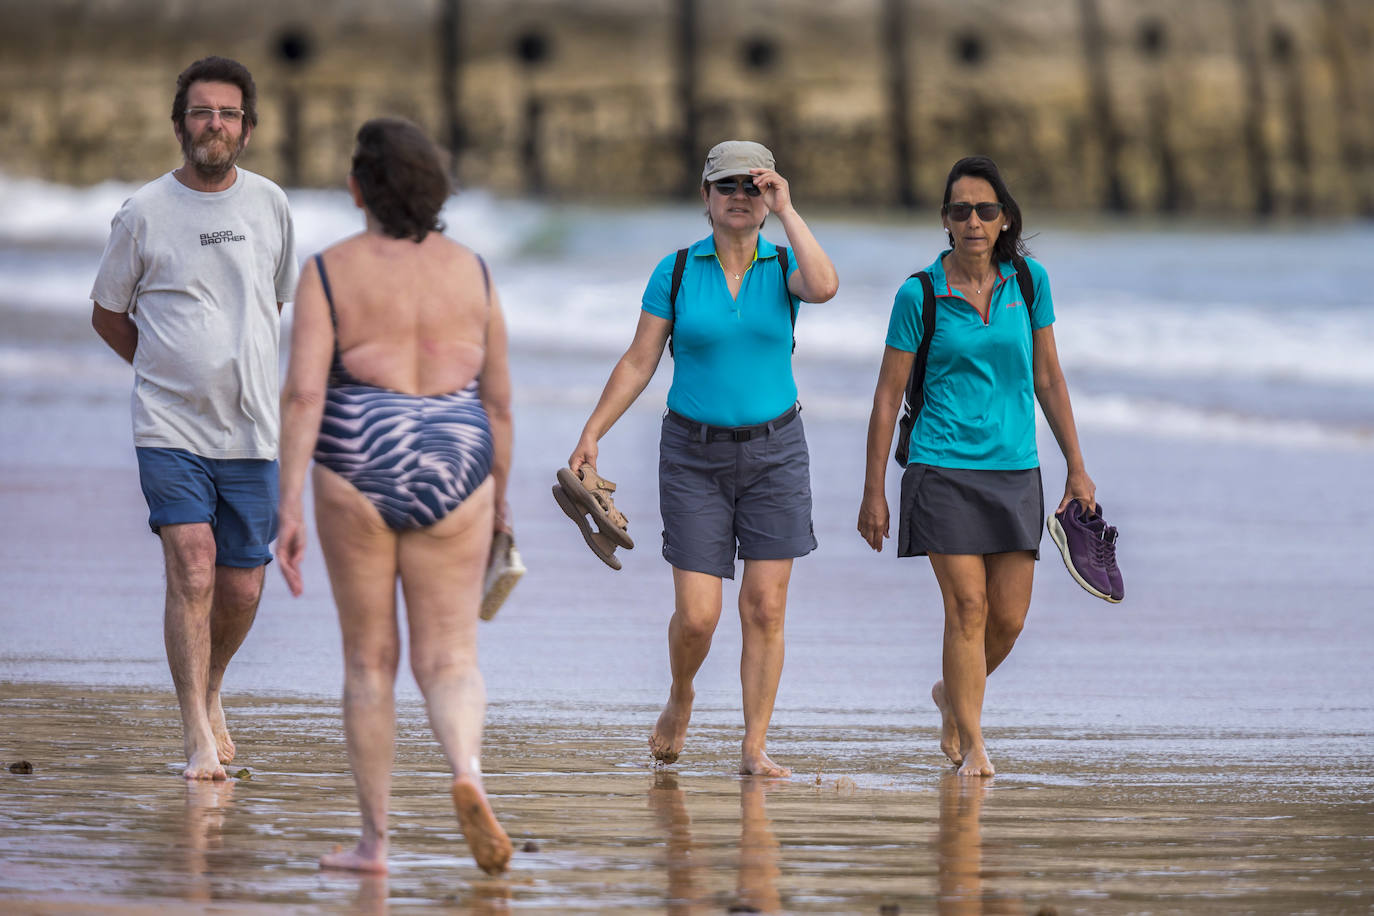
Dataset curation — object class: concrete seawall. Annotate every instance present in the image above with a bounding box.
[1,0,1371,215]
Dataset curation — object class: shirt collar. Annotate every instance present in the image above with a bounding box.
[691,234,780,260]
[927,250,1014,296]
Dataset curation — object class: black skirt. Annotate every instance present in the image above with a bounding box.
[897,464,1043,559]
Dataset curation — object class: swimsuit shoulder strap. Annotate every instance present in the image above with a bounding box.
[313,253,339,330]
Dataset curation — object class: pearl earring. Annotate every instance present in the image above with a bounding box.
[1002,225,1008,230]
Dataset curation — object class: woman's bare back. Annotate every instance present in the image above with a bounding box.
[321,231,489,396]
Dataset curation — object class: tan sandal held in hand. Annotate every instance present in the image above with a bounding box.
[553,464,635,569]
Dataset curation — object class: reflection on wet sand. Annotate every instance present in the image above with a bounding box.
[3,684,1372,913]
[648,771,699,914]
[181,781,234,901]
[935,773,1024,915]
[737,777,782,914]
[648,771,783,914]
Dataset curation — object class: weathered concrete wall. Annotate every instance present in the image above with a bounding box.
[0,0,1370,215]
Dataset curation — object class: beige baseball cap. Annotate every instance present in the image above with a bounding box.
[702,140,774,182]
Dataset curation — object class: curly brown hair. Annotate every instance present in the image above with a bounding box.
[351,118,451,242]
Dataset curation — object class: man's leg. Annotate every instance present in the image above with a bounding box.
[650,568,724,763]
[160,522,226,781]
[737,558,794,777]
[200,454,277,765]
[205,564,265,764]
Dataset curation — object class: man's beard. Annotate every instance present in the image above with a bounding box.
[180,127,246,181]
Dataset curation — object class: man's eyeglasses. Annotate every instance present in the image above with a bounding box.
[945,201,1003,222]
[712,178,762,198]
[186,107,246,124]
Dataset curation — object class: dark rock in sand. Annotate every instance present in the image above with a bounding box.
[8,760,34,774]
[522,840,539,852]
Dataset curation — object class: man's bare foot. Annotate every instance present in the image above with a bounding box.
[956,745,995,778]
[208,696,235,764]
[320,842,388,874]
[183,747,227,781]
[649,693,693,764]
[452,776,512,875]
[931,681,962,766]
[740,749,790,778]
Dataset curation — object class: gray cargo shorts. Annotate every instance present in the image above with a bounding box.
[658,405,817,579]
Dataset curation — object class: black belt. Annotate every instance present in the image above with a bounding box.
[666,404,799,442]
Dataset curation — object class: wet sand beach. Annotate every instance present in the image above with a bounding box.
[3,681,1372,914]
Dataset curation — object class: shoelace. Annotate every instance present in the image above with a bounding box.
[1093,525,1120,570]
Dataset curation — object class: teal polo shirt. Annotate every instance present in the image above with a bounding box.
[886,253,1055,470]
[643,235,800,426]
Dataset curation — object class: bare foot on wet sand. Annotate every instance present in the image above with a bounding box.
[649,694,693,764]
[208,696,235,764]
[740,749,791,778]
[453,776,512,875]
[931,680,962,766]
[956,745,995,778]
[320,842,388,874]
[183,747,227,781]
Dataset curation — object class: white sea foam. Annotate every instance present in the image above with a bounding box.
[4,172,1372,433]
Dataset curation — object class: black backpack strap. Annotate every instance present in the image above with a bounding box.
[894,271,937,467]
[667,247,688,357]
[778,245,797,352]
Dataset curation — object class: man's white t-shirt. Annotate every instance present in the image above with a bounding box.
[91,168,299,460]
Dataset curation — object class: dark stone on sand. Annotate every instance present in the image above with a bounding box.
[8,760,33,774]
[879,904,901,915]
[727,906,761,914]
[1033,907,1058,916]
[522,840,539,852]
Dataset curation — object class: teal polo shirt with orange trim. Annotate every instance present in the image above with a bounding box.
[886,253,1056,470]
[642,234,800,426]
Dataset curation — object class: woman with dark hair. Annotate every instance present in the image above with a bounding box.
[277,117,513,873]
[567,140,838,778]
[857,156,1096,777]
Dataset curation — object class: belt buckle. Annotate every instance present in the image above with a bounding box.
[732,427,753,442]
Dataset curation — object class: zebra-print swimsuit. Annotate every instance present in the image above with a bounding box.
[311,253,493,531]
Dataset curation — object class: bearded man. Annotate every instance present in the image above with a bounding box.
[91,57,299,780]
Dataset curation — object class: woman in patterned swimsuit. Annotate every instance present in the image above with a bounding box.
[276,117,513,876]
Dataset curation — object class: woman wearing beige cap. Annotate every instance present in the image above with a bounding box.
[568,140,838,777]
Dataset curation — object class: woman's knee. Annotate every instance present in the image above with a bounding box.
[943,590,989,638]
[410,646,477,688]
[739,589,787,633]
[345,646,401,685]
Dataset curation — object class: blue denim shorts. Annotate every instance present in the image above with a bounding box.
[135,447,279,568]
[658,407,817,579]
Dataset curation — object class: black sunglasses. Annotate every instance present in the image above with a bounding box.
[712,178,762,197]
[945,201,1003,221]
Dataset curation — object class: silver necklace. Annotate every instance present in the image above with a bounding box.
[965,268,994,295]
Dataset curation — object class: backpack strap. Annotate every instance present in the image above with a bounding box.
[778,245,797,353]
[666,245,797,356]
[893,270,937,468]
[667,247,688,357]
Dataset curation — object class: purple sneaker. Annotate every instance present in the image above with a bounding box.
[1047,499,1124,603]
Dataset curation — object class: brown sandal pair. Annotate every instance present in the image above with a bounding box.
[552,464,635,570]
